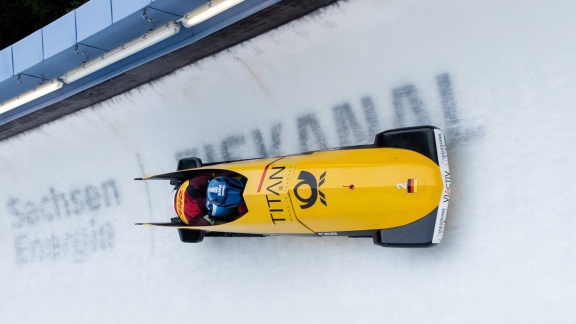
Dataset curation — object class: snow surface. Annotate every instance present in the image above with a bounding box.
[1,0,576,322]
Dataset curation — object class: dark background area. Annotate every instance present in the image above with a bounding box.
[0,0,88,50]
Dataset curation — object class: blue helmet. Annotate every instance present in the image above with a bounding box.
[206,176,244,217]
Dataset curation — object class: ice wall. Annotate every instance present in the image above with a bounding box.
[1,0,575,323]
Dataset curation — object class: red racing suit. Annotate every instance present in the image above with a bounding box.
[178,172,216,226]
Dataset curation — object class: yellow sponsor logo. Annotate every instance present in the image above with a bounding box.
[175,181,190,224]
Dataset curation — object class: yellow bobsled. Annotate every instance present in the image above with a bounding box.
[136,126,451,247]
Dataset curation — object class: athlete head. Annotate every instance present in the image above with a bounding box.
[206,176,244,208]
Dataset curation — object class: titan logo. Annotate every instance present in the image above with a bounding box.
[293,171,327,209]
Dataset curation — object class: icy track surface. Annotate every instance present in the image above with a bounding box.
[1,0,575,323]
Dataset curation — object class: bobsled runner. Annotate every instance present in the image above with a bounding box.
[135,126,451,247]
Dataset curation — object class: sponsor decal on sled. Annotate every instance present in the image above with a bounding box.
[293,171,327,209]
[432,128,451,244]
[175,180,189,219]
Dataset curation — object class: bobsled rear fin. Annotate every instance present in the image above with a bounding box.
[374,126,439,165]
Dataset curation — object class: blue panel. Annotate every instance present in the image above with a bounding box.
[0,0,281,124]
[75,0,113,43]
[0,47,13,82]
[112,0,152,22]
[43,11,77,58]
[12,30,44,74]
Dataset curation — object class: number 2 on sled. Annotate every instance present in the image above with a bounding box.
[396,183,407,190]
